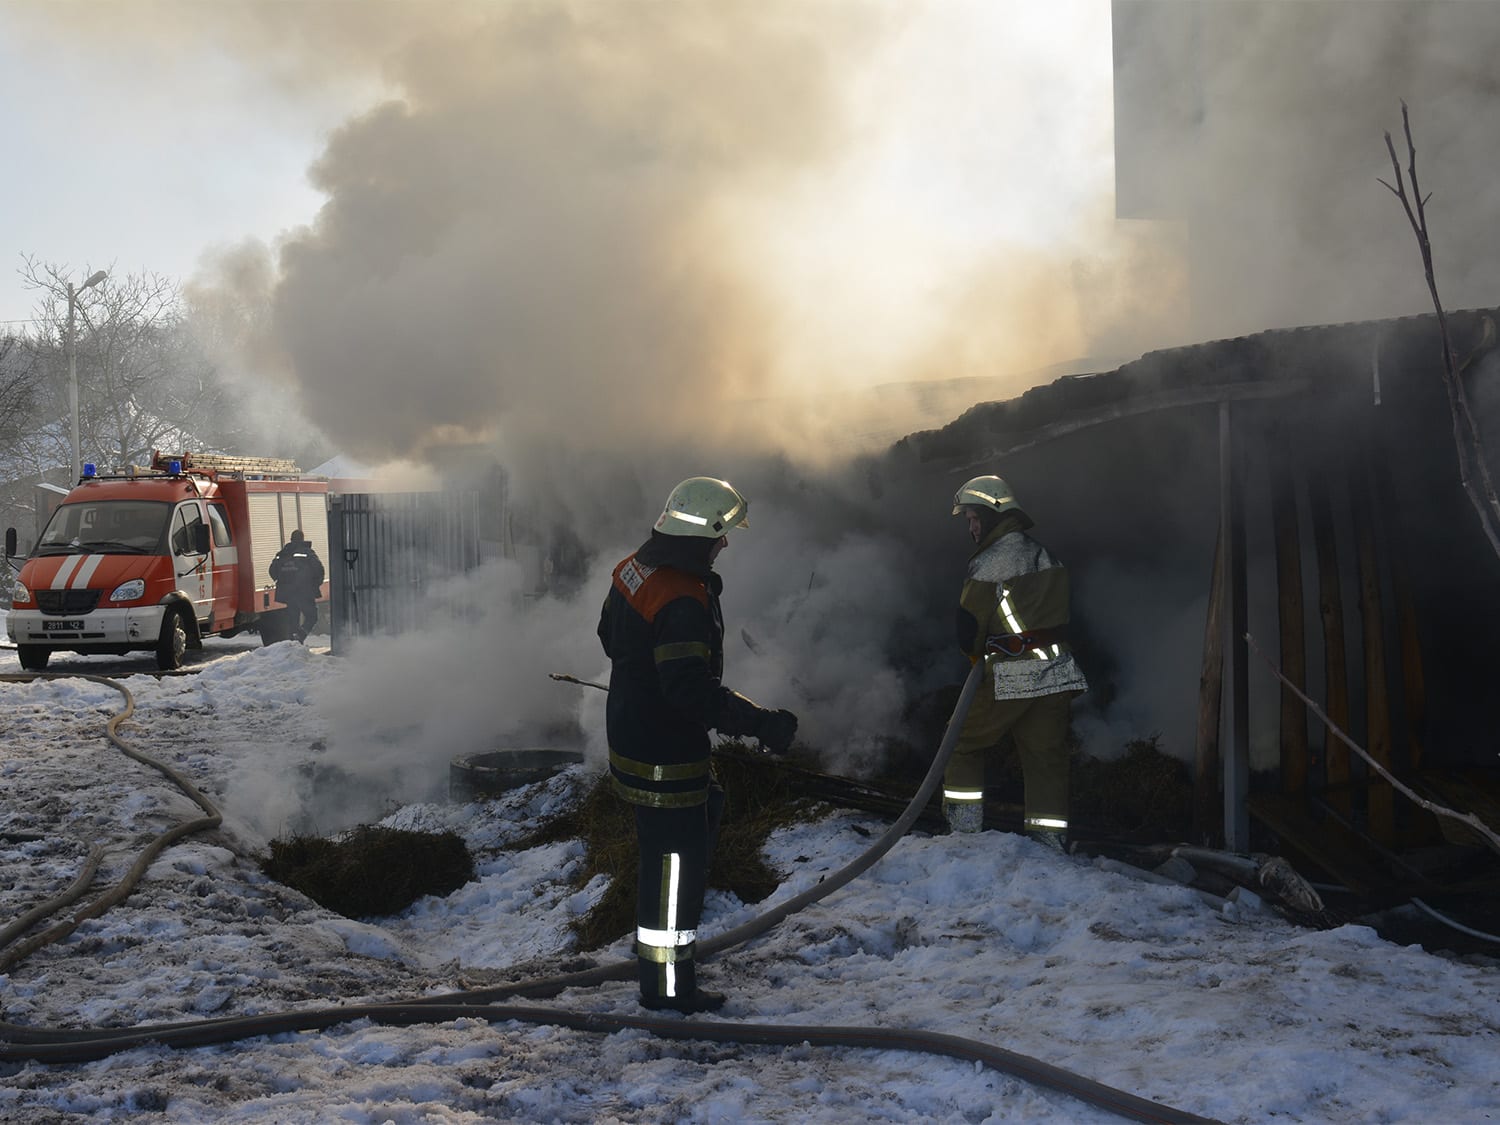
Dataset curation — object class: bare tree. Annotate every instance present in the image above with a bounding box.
[0,333,46,554]
[0,333,40,448]
[20,258,238,473]
[1379,102,1500,560]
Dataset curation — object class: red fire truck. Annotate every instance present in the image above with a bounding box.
[5,452,329,671]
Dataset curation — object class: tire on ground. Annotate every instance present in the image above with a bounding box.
[449,749,584,802]
[17,645,50,672]
[156,606,188,671]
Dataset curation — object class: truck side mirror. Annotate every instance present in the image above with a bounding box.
[4,527,15,559]
[194,523,212,555]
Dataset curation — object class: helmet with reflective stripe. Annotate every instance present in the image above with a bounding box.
[952,474,1022,517]
[654,477,750,538]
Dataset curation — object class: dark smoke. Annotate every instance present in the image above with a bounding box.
[22,2,1500,830]
[261,3,877,464]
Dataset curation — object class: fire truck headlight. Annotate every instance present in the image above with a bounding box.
[11,581,29,605]
[109,579,146,603]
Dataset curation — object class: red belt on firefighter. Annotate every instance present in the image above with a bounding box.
[985,626,1069,657]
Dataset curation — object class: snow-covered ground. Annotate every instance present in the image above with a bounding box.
[1,638,1498,1123]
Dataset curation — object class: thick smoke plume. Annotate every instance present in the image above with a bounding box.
[23,2,1500,830]
[266,3,863,463]
[16,1,1137,464]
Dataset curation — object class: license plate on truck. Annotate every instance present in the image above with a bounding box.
[42,620,84,632]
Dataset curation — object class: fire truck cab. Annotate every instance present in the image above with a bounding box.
[5,452,329,671]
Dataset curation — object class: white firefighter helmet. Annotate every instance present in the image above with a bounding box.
[952,474,1022,518]
[654,477,750,538]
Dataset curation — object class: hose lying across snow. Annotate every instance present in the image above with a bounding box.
[0,662,1218,1124]
[0,672,222,973]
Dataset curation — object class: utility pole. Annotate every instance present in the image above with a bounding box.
[67,269,108,483]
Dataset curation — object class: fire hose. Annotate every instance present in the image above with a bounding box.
[0,664,1218,1124]
[0,672,222,972]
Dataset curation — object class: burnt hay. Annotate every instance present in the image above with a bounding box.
[262,825,476,920]
[513,745,820,951]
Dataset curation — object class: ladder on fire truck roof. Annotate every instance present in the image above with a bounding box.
[150,450,303,477]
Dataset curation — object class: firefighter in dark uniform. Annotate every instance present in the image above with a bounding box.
[598,477,798,1013]
[269,529,325,642]
[946,475,1088,851]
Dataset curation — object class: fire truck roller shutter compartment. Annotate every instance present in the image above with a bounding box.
[247,494,286,606]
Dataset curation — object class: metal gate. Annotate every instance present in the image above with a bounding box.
[329,491,485,650]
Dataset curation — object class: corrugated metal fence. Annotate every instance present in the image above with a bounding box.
[329,492,485,650]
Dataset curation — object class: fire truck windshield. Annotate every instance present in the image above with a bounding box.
[36,500,171,556]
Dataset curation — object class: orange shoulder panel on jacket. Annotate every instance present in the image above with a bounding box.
[612,555,708,622]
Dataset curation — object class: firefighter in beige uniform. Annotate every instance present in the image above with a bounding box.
[945,475,1088,850]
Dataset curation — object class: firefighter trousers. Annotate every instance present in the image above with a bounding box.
[633,782,725,1002]
[286,595,318,640]
[945,688,1078,827]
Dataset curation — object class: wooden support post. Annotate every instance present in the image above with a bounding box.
[1350,427,1395,845]
[1221,402,1250,851]
[1194,526,1225,846]
[1307,465,1352,815]
[1393,567,1427,777]
[1270,451,1309,796]
[1369,454,1428,780]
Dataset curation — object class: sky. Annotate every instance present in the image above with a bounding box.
[0,2,1117,348]
[0,16,357,328]
[8,0,1500,478]
[0,0,1138,466]
[1,637,1497,1122]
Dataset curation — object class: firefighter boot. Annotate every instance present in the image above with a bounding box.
[1026,827,1068,853]
[943,798,983,834]
[640,987,727,1015]
[639,957,725,1014]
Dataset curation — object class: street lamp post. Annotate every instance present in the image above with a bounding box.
[67,269,108,483]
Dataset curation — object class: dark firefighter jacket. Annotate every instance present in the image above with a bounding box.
[270,542,325,603]
[956,513,1089,701]
[597,533,766,808]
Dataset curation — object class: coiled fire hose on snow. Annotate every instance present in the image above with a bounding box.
[0,673,222,972]
[0,663,1218,1123]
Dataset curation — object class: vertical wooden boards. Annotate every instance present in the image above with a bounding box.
[1270,447,1309,795]
[1195,526,1225,846]
[1307,463,1352,814]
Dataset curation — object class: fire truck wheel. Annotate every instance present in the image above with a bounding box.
[156,607,189,671]
[17,645,50,672]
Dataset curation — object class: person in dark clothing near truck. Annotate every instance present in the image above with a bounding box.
[598,476,798,1014]
[269,529,325,642]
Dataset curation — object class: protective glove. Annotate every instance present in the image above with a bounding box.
[757,708,799,755]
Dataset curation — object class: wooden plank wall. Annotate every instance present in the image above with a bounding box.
[1202,404,1433,853]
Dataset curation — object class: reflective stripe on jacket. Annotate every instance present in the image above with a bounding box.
[957,516,1089,701]
[597,536,731,808]
[270,543,325,600]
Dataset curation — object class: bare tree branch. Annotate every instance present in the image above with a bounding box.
[1247,633,1500,857]
[16,258,235,473]
[1382,101,1500,560]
